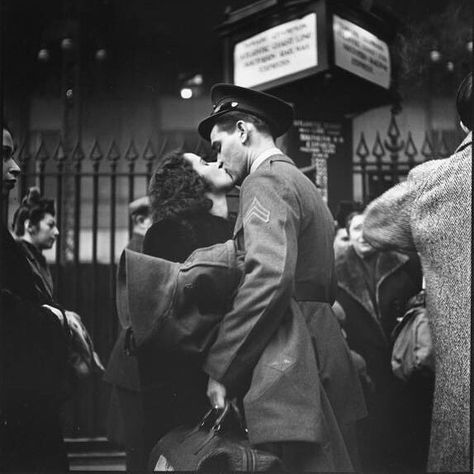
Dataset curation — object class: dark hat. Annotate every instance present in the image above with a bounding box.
[198,83,294,141]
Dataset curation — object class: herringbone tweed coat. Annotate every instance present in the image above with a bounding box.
[363,132,472,473]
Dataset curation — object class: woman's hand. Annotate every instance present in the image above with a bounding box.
[207,377,227,409]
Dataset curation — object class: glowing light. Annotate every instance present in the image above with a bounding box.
[180,88,193,99]
[61,38,74,51]
[429,49,441,62]
[95,49,107,61]
[446,61,454,72]
[192,74,203,85]
[37,48,50,62]
[467,41,473,53]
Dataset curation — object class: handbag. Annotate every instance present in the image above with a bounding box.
[148,402,287,472]
[391,290,434,382]
[65,310,105,379]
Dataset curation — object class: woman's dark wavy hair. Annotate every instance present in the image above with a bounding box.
[12,187,55,237]
[148,149,212,222]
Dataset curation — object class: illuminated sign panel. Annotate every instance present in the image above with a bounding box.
[234,13,318,89]
[333,15,391,89]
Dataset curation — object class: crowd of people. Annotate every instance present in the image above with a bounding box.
[0,71,471,473]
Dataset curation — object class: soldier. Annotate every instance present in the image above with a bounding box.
[197,84,366,471]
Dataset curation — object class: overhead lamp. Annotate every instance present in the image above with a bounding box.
[429,49,441,63]
[180,87,193,99]
[61,37,74,51]
[37,48,50,62]
[190,74,203,86]
[95,48,107,61]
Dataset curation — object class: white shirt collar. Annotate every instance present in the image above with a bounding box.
[250,147,284,174]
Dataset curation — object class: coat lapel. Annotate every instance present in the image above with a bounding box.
[336,247,409,323]
[375,251,409,298]
[336,246,378,320]
[454,131,472,154]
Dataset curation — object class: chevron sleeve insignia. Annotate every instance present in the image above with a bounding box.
[243,197,270,225]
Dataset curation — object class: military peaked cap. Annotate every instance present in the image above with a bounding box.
[198,83,294,141]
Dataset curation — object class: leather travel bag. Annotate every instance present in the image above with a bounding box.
[148,402,286,472]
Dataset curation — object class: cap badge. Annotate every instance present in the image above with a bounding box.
[214,101,239,113]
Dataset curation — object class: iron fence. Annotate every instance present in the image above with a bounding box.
[353,113,462,203]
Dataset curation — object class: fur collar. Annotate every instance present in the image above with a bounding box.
[336,245,409,321]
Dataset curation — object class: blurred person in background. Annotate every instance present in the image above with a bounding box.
[335,211,424,472]
[333,201,363,259]
[103,196,152,471]
[11,185,105,466]
[12,187,59,301]
[363,72,472,472]
[126,196,152,252]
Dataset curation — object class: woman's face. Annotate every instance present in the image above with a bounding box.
[183,153,233,192]
[348,214,376,258]
[29,212,59,250]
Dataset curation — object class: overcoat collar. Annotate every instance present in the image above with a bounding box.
[250,147,283,173]
[336,245,409,322]
[455,131,472,154]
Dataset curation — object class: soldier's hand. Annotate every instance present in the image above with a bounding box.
[207,377,227,409]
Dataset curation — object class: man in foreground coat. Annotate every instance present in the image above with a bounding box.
[197,84,366,471]
[363,72,472,472]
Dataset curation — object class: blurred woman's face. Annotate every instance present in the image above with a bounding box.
[348,214,376,258]
[183,153,233,192]
[28,212,59,250]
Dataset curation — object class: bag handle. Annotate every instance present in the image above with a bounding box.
[199,401,247,434]
[199,402,230,433]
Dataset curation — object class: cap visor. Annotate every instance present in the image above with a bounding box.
[198,109,230,141]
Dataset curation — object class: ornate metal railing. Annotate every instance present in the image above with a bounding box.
[353,112,460,203]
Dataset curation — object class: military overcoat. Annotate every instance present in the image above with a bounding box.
[202,155,366,446]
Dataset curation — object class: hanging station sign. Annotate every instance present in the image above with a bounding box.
[234,13,318,89]
[333,14,391,89]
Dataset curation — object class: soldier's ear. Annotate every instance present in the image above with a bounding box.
[236,120,249,143]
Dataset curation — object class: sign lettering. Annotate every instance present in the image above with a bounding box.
[234,14,318,88]
[333,15,391,89]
